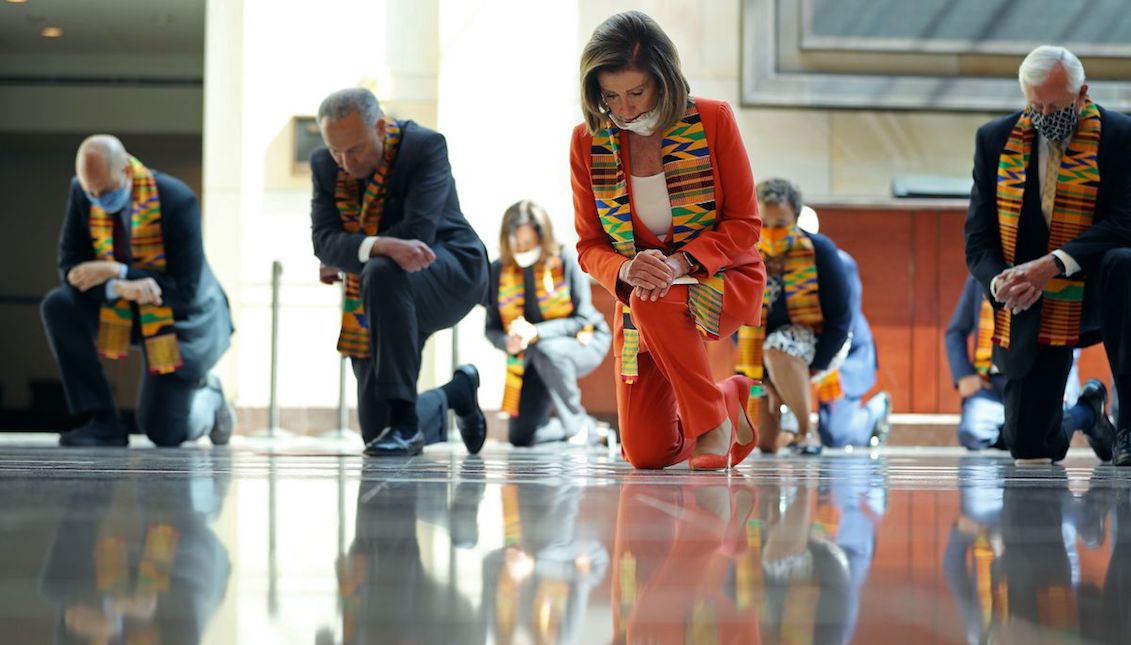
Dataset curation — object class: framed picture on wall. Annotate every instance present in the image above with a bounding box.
[742,0,1131,111]
[292,116,323,175]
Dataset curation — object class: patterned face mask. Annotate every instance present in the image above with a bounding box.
[1029,102,1079,142]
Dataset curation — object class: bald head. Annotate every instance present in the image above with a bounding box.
[76,134,130,198]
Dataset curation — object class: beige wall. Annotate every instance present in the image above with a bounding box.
[203,0,1006,413]
[579,0,997,198]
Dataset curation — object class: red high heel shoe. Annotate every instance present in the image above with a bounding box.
[688,376,759,471]
[726,375,758,468]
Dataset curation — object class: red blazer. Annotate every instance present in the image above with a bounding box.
[571,97,766,348]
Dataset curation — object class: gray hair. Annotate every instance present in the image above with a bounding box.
[1018,45,1085,94]
[757,177,803,217]
[317,87,383,126]
[76,134,129,173]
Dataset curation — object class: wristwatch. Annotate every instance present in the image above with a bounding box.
[1050,253,1067,277]
[682,251,701,274]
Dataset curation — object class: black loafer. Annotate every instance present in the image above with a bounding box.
[59,420,128,447]
[454,364,486,455]
[1078,379,1115,462]
[1114,428,1131,467]
[363,425,424,457]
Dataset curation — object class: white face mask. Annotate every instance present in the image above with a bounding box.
[513,247,542,268]
[608,105,662,137]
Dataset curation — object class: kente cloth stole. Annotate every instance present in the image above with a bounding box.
[498,257,575,416]
[735,519,764,611]
[591,101,725,384]
[735,226,824,417]
[95,523,180,596]
[994,100,1099,348]
[90,156,183,375]
[814,370,843,404]
[335,122,403,357]
[974,297,995,376]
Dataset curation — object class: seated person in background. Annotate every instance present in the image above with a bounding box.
[945,274,1108,454]
[813,249,892,448]
[310,87,488,457]
[485,200,611,446]
[41,135,234,447]
[737,178,851,454]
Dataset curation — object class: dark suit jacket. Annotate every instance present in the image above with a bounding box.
[965,105,1131,376]
[945,275,1007,395]
[58,173,232,381]
[309,120,488,302]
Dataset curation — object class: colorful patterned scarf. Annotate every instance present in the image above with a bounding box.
[735,226,824,418]
[497,256,575,415]
[591,100,725,383]
[334,122,402,357]
[994,101,1099,347]
[973,296,995,377]
[90,156,183,375]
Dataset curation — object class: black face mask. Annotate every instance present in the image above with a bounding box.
[1029,103,1079,142]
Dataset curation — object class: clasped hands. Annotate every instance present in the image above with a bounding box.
[67,260,163,305]
[319,238,437,284]
[618,249,692,301]
[506,316,538,355]
[992,254,1060,314]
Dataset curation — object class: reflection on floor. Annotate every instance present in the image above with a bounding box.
[0,434,1129,644]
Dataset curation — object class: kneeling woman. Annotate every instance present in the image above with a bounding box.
[748,178,852,453]
[571,11,766,470]
[486,200,611,446]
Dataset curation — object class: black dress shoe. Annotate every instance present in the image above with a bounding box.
[1078,379,1115,462]
[59,420,128,447]
[1114,428,1131,467]
[363,424,424,457]
[453,364,486,455]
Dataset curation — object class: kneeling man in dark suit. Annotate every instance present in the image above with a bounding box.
[966,46,1131,465]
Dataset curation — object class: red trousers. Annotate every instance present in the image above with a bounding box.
[611,478,762,643]
[616,285,745,469]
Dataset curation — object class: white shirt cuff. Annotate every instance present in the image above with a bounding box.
[358,236,379,263]
[105,264,128,299]
[990,275,1000,300]
[1051,249,1081,277]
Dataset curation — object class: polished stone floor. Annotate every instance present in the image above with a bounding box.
[1,435,1129,644]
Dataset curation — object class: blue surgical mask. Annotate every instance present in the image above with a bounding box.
[87,180,131,213]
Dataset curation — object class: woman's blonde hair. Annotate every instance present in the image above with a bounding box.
[578,10,691,135]
[498,200,560,267]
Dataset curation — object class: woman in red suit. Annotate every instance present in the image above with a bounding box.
[571,10,766,470]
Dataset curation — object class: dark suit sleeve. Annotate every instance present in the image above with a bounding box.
[1060,111,1131,272]
[310,151,368,275]
[945,277,980,386]
[57,179,103,302]
[812,235,852,371]
[965,123,1008,306]
[485,260,508,352]
[122,179,204,312]
[378,133,452,246]
[534,251,598,341]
